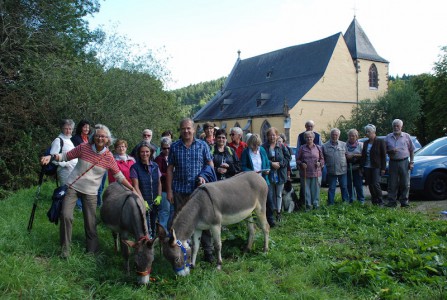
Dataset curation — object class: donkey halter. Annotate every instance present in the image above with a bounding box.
[174,239,191,272]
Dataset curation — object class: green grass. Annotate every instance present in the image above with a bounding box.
[1,181,446,299]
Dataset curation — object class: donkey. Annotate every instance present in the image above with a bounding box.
[101,182,156,285]
[158,171,269,275]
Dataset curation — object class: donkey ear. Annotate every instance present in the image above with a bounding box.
[122,240,136,248]
[156,222,167,238]
[169,228,177,247]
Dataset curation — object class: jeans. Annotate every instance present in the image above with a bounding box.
[158,192,174,231]
[96,173,107,207]
[268,182,285,212]
[326,173,349,205]
[347,167,365,203]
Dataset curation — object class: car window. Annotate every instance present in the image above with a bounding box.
[416,138,447,156]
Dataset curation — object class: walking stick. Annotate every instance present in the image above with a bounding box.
[27,167,45,233]
[303,164,307,209]
[350,163,356,201]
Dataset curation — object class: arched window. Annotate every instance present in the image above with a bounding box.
[369,64,378,89]
[260,120,271,143]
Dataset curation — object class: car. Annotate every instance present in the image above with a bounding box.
[381,136,447,200]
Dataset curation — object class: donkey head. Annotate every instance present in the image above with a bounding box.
[123,237,156,285]
[157,224,191,276]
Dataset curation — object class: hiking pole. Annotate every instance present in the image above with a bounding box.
[350,163,356,201]
[27,167,45,233]
[302,163,307,209]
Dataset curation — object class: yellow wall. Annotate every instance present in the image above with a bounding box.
[288,34,358,146]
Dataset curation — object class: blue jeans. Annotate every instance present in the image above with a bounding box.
[158,192,174,231]
[268,182,285,213]
[327,173,349,205]
[347,168,365,203]
[96,173,107,207]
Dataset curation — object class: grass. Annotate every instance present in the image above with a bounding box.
[1,181,446,299]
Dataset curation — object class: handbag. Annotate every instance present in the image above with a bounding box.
[46,150,108,224]
[47,185,68,224]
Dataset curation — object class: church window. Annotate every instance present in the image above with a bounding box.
[260,120,271,143]
[369,64,378,89]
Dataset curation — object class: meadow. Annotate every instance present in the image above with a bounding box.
[1,181,446,299]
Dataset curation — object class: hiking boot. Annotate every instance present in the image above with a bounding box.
[400,202,410,208]
[385,202,397,207]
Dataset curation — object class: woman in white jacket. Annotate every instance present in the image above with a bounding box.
[50,119,78,186]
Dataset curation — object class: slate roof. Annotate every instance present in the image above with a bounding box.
[344,17,389,63]
[194,33,341,121]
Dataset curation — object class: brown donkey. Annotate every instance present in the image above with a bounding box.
[158,171,269,275]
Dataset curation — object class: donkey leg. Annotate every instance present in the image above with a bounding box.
[210,225,223,269]
[255,210,270,252]
[191,229,202,267]
[120,240,131,275]
[245,217,255,252]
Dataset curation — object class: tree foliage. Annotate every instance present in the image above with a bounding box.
[324,81,422,141]
[170,77,227,117]
[0,0,183,193]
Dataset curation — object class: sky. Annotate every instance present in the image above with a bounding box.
[87,0,447,90]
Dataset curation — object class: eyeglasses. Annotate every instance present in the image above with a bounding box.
[229,133,235,136]
[162,147,170,150]
[95,135,108,139]
[216,136,226,139]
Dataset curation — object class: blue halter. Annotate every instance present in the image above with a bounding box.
[173,239,191,272]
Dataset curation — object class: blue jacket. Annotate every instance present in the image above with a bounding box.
[241,147,270,185]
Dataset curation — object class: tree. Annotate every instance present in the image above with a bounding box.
[324,81,422,141]
[425,46,447,140]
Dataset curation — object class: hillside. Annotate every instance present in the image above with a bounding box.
[170,77,227,117]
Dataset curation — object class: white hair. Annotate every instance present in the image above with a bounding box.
[392,119,403,127]
[364,124,376,133]
[230,127,243,136]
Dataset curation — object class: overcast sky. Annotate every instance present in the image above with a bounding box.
[87,0,447,89]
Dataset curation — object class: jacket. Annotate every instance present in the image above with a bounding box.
[361,137,387,171]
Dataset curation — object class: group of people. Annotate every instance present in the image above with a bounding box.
[296,119,415,210]
[40,117,414,260]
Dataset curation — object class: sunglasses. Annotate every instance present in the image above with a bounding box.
[162,147,170,150]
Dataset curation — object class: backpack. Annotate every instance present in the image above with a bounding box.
[43,137,64,176]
